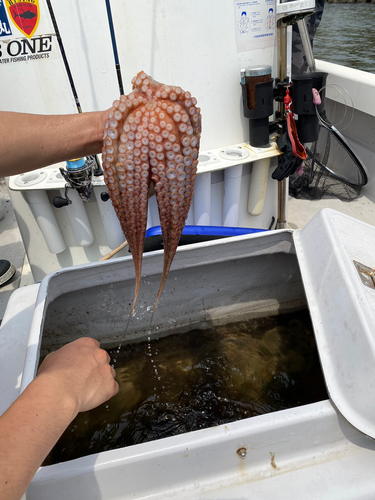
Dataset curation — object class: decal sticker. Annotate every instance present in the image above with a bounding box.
[0,35,58,64]
[0,0,12,37]
[5,0,39,38]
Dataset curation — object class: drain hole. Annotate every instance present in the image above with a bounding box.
[198,154,211,163]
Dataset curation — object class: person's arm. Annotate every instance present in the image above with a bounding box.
[0,337,119,500]
[0,110,109,177]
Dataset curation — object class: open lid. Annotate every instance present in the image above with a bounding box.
[293,209,375,438]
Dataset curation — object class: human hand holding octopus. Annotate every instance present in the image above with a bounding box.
[102,71,202,312]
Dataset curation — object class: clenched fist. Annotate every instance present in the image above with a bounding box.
[37,337,119,413]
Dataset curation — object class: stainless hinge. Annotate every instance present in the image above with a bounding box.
[353,260,375,289]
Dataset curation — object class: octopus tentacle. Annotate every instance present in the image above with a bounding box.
[102,71,201,312]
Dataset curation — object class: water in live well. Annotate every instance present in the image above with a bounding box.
[43,309,327,466]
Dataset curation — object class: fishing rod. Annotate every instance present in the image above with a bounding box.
[45,0,103,207]
[45,0,82,113]
[104,0,124,95]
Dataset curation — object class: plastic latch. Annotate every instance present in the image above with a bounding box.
[353,260,375,289]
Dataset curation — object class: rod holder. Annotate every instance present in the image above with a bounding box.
[292,72,328,143]
[241,66,274,148]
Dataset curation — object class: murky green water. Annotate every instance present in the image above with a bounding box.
[44,309,327,466]
[314,3,375,73]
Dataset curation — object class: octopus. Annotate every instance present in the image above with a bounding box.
[102,71,202,312]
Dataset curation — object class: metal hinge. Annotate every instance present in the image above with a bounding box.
[353,260,375,289]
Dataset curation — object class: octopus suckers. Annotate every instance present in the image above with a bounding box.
[102,71,202,313]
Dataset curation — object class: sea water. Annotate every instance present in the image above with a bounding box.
[44,309,327,466]
[314,3,375,73]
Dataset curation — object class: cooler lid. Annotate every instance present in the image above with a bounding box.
[293,209,375,438]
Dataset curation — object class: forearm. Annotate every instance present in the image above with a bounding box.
[0,111,107,177]
[0,338,118,500]
[0,374,78,500]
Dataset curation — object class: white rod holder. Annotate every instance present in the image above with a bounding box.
[223,165,243,227]
[60,189,94,247]
[25,190,66,254]
[194,172,211,225]
[93,187,125,249]
[148,195,160,228]
[248,158,271,216]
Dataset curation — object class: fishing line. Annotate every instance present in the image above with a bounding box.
[304,79,368,190]
[104,0,124,95]
[293,17,367,197]
[315,83,355,132]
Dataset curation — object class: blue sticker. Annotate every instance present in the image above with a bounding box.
[0,0,12,37]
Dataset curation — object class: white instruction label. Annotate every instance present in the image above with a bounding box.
[234,0,276,52]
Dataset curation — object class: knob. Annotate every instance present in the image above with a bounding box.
[53,196,70,208]
[101,192,110,202]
